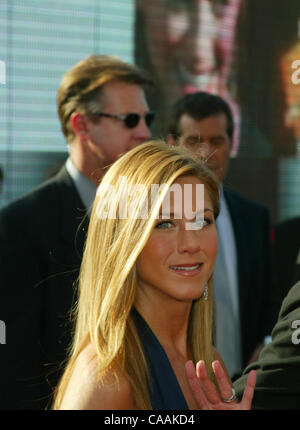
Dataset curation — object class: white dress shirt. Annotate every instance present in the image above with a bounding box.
[214,186,243,377]
[65,157,97,212]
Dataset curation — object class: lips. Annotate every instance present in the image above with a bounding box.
[176,63,216,89]
[170,263,203,276]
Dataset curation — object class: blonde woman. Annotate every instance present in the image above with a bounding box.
[53,140,255,410]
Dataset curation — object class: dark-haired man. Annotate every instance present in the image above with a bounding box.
[168,92,275,378]
[0,55,154,409]
[272,216,300,302]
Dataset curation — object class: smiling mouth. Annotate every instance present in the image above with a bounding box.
[176,63,217,88]
[170,264,201,270]
[170,263,203,276]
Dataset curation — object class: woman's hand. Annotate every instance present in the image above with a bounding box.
[185,360,256,410]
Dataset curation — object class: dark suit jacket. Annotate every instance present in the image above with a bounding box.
[294,260,300,285]
[272,217,300,303]
[223,188,275,368]
[234,280,300,409]
[0,166,88,410]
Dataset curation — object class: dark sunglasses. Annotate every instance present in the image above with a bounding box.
[94,111,155,129]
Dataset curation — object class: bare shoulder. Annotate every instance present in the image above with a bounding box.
[59,343,134,410]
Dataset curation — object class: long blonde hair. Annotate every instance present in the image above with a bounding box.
[53,140,220,409]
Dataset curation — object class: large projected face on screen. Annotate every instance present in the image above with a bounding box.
[136,0,241,154]
[161,0,239,93]
[280,41,300,147]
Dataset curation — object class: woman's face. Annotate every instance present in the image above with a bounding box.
[139,0,240,94]
[166,0,225,92]
[136,175,218,304]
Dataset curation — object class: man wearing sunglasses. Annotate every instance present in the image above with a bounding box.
[0,55,154,410]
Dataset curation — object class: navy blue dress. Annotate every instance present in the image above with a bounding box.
[132,308,188,410]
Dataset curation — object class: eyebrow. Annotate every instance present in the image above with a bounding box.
[184,134,226,142]
[159,208,214,218]
[210,135,227,141]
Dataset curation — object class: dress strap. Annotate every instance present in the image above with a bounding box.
[132,308,188,410]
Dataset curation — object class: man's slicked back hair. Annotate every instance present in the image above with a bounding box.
[168,92,234,141]
[57,55,153,143]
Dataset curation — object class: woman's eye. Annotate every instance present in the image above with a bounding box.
[203,217,213,226]
[155,220,174,229]
[193,217,212,228]
[204,217,211,225]
[190,217,208,229]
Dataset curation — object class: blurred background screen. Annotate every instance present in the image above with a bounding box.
[1,0,300,225]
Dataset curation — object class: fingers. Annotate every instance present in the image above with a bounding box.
[195,360,222,404]
[186,360,256,410]
[240,370,256,409]
[212,360,234,401]
[185,361,210,410]
[185,360,197,380]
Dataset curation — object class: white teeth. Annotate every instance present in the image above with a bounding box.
[171,264,200,271]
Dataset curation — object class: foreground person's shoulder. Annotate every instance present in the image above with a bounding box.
[59,343,135,410]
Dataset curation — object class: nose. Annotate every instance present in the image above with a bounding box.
[177,229,200,255]
[186,141,215,164]
[189,2,219,73]
[196,141,213,161]
[191,32,217,74]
